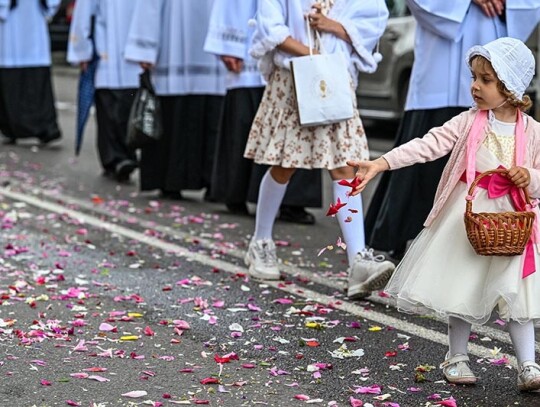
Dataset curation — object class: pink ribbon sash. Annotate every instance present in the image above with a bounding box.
[460,169,536,278]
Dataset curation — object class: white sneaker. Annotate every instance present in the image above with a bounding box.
[347,249,395,300]
[518,361,540,391]
[244,238,280,280]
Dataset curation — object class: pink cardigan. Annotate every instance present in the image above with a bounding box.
[382,108,540,228]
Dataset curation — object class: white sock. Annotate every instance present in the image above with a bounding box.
[253,170,288,240]
[332,180,365,266]
[448,316,471,356]
[508,320,536,365]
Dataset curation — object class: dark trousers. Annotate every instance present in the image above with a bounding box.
[0,67,61,141]
[94,89,137,171]
[139,94,223,192]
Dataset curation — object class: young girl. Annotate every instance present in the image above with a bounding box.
[243,0,395,298]
[348,37,540,391]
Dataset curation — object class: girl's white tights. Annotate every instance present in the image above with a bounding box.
[253,170,288,241]
[448,316,535,365]
[448,316,471,356]
[508,320,536,365]
[332,180,365,266]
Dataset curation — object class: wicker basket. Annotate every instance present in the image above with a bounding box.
[464,169,536,256]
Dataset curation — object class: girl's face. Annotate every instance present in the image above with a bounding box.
[470,57,507,110]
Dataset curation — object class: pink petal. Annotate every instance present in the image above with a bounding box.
[294,395,310,401]
[88,375,110,382]
[70,373,89,379]
[273,298,293,305]
[66,401,81,406]
[99,323,116,332]
[434,397,458,407]
[349,397,364,407]
[143,326,155,336]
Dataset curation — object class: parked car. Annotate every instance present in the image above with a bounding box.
[357,0,414,122]
[49,0,75,52]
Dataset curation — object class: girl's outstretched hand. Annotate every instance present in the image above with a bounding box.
[346,157,390,196]
[507,166,530,188]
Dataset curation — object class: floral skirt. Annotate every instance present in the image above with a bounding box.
[243,67,369,170]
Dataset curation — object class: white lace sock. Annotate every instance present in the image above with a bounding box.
[508,320,536,365]
[332,180,365,266]
[253,170,288,240]
[448,316,472,356]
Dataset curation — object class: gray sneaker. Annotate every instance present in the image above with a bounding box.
[244,238,280,280]
[347,249,395,300]
[518,361,540,391]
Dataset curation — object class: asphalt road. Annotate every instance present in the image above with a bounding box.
[0,63,538,407]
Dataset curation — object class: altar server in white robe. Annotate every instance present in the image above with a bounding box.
[366,0,540,260]
[67,0,140,182]
[0,0,62,145]
[125,0,227,200]
[204,0,322,224]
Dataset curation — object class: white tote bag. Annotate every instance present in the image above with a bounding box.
[290,21,354,127]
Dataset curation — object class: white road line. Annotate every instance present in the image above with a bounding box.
[0,186,529,365]
[16,184,347,290]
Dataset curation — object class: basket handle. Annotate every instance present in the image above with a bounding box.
[465,169,533,213]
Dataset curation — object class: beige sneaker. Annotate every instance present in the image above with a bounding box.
[244,239,280,280]
[440,353,477,385]
[517,361,540,391]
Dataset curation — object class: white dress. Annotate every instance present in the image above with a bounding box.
[385,118,540,324]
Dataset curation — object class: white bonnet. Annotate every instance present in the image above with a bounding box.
[466,37,535,101]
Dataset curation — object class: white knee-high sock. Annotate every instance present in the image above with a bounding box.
[332,180,365,266]
[448,316,472,356]
[253,170,288,240]
[508,320,536,365]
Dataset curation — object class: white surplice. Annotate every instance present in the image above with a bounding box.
[405,0,540,110]
[125,0,226,96]
[250,0,389,86]
[0,0,60,67]
[67,0,140,89]
[204,0,264,90]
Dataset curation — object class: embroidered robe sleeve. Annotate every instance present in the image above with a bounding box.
[125,0,163,64]
[67,0,98,64]
[205,0,256,59]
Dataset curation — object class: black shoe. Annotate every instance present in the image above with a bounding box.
[226,203,249,215]
[39,132,62,145]
[161,190,183,200]
[115,159,138,182]
[278,205,315,225]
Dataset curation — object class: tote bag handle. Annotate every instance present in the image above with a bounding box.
[305,10,327,56]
